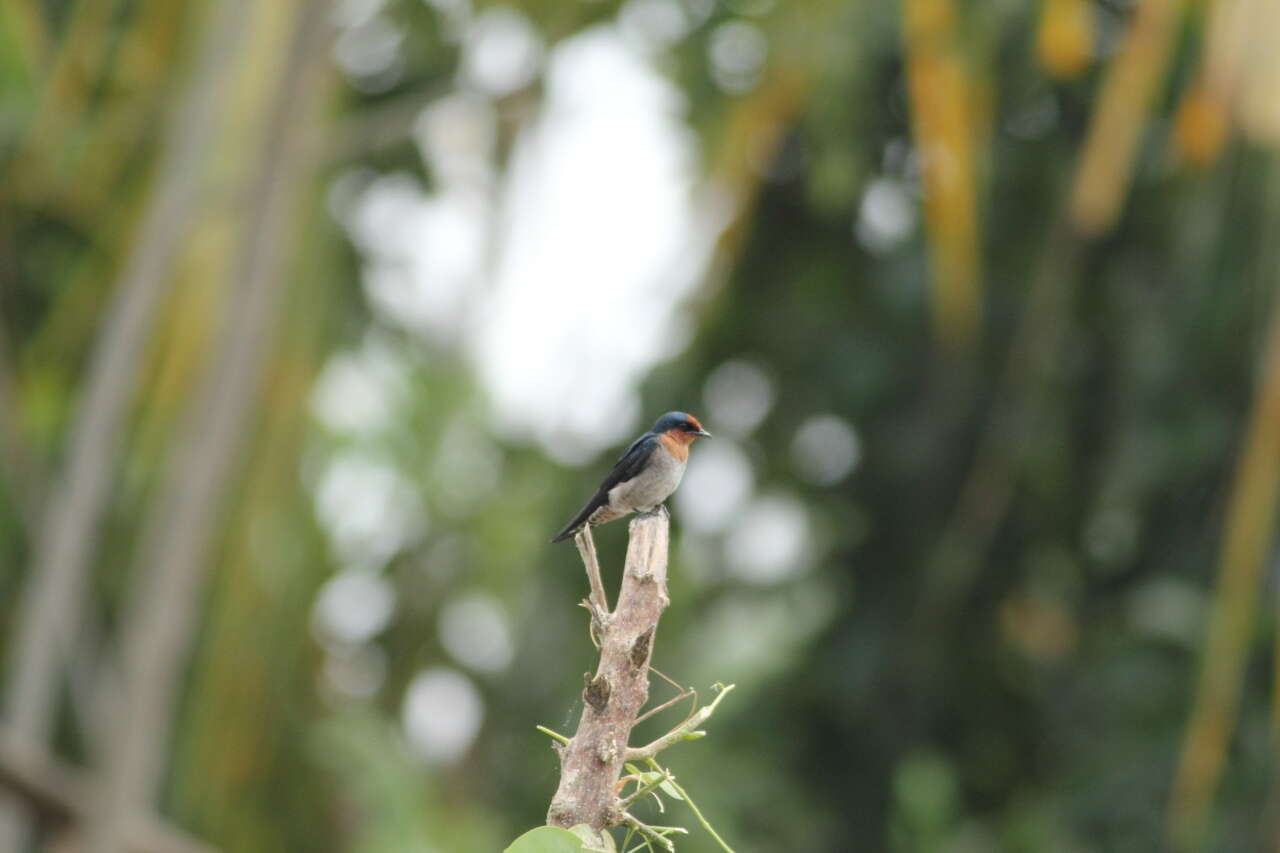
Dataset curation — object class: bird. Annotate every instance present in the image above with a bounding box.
[551,412,712,543]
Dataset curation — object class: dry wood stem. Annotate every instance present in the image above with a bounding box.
[547,509,671,831]
[575,524,611,638]
[545,508,736,843]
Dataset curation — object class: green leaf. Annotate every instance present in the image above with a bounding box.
[504,826,588,853]
[569,824,617,851]
[629,761,684,802]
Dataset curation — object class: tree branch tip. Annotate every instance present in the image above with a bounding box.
[536,725,571,745]
[621,814,686,852]
[616,772,665,809]
[623,683,735,760]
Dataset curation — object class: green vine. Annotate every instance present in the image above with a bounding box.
[530,682,737,853]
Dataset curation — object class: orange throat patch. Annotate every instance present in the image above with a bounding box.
[660,429,693,461]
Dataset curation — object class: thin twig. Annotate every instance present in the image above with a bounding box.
[625,684,736,762]
[575,524,610,616]
[617,770,668,810]
[645,759,735,853]
[634,684,696,727]
[637,665,697,726]
[620,825,642,853]
[655,666,686,691]
[625,837,656,853]
[620,814,684,852]
[536,725,570,746]
[648,664,686,694]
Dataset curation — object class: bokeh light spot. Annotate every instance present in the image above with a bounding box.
[707,20,767,94]
[725,493,809,584]
[702,359,774,436]
[675,439,755,533]
[402,667,485,764]
[461,7,543,96]
[439,592,515,673]
[619,0,690,50]
[313,569,396,646]
[855,177,916,252]
[1128,577,1204,645]
[310,334,407,434]
[791,414,861,485]
[314,451,426,568]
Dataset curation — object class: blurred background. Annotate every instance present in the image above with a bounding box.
[2,0,1279,850]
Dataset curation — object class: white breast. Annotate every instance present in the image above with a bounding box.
[607,451,686,514]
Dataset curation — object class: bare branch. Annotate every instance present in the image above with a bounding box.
[620,813,684,852]
[633,683,696,727]
[625,684,736,762]
[575,524,611,636]
[0,731,215,853]
[547,510,671,831]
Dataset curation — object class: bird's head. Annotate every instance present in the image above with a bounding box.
[652,411,712,444]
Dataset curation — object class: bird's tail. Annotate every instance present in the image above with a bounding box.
[551,493,605,543]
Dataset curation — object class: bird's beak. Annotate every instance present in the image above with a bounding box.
[695,428,712,438]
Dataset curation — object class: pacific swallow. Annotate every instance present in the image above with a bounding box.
[551,412,712,543]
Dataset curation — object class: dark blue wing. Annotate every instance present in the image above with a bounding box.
[599,433,659,491]
[550,432,659,542]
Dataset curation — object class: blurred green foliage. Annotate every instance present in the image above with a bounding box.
[3,0,1280,851]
